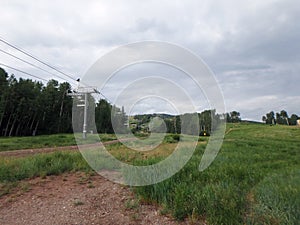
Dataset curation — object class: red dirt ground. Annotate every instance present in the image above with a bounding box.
[0,172,189,225]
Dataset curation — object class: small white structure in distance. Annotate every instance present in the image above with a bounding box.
[297,119,300,126]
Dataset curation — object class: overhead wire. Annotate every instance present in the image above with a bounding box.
[0,36,78,83]
[98,91,112,103]
[0,37,112,100]
[0,61,112,103]
[0,48,77,86]
[0,62,48,82]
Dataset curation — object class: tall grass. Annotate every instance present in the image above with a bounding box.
[133,123,300,224]
[0,152,91,182]
[0,124,299,224]
[250,169,300,224]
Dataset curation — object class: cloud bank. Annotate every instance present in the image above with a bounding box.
[0,0,299,120]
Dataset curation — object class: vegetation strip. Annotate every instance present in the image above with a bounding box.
[0,124,299,224]
[0,138,133,157]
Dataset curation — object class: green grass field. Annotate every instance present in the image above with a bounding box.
[0,123,299,224]
[133,123,300,224]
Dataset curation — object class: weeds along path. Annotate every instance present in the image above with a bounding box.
[0,138,134,158]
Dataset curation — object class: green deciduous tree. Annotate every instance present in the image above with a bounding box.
[265,111,276,125]
[0,67,74,136]
[226,111,241,123]
[289,114,299,125]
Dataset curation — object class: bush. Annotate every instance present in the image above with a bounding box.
[164,134,180,143]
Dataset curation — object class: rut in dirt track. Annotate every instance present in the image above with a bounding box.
[0,138,133,157]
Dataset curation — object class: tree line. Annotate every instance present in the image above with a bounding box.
[130,110,241,136]
[262,110,299,125]
[0,67,243,137]
[0,67,125,137]
[0,68,73,136]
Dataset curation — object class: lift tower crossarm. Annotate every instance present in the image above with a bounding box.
[67,86,98,139]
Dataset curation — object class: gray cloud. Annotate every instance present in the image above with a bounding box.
[0,0,299,120]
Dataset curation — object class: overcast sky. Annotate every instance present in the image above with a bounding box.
[0,0,299,121]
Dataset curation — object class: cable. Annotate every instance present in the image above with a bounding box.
[0,37,78,82]
[0,48,77,85]
[0,62,48,82]
[99,92,111,103]
[93,90,112,104]
[92,88,110,102]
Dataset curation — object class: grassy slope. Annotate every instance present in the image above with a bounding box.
[0,124,299,224]
[134,123,300,224]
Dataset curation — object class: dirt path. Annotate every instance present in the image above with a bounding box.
[0,139,132,158]
[0,140,193,224]
[0,172,187,225]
